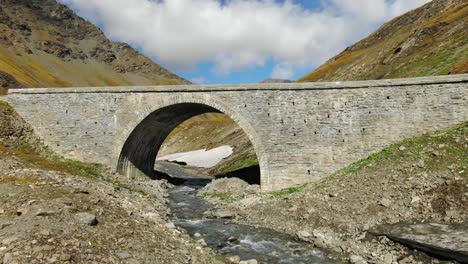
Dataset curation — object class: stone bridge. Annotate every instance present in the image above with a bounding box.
[5,74,468,191]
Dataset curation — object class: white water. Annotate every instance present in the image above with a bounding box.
[157,145,233,168]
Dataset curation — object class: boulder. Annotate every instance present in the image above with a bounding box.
[75,213,98,226]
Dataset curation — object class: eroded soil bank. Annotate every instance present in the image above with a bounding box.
[201,122,468,263]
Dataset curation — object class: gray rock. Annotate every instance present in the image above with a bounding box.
[197,239,207,247]
[3,253,13,264]
[60,254,72,261]
[116,252,131,259]
[36,208,59,216]
[382,253,394,264]
[349,255,367,264]
[165,222,176,229]
[2,236,18,245]
[411,196,421,204]
[227,255,240,263]
[0,221,14,230]
[372,222,468,263]
[215,209,235,219]
[228,236,239,243]
[379,198,392,207]
[296,230,312,239]
[398,255,414,264]
[75,213,98,226]
[239,260,258,264]
[415,159,425,168]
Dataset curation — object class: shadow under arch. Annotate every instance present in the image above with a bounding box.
[116,102,267,186]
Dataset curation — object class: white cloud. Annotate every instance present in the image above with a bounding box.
[58,0,430,79]
[271,62,295,80]
[332,0,430,22]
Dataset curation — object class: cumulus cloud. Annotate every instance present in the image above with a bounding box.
[59,0,430,79]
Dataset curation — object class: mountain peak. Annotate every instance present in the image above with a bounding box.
[299,0,468,82]
[0,0,189,89]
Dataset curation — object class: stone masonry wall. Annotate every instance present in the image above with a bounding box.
[7,74,468,191]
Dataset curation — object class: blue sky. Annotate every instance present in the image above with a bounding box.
[60,0,429,84]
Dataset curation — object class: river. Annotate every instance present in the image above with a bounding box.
[167,178,339,263]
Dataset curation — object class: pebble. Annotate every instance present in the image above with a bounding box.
[40,229,50,236]
[239,259,258,264]
[116,252,131,259]
[227,255,240,263]
[216,209,235,218]
[3,253,13,264]
[36,209,59,216]
[165,222,176,229]
[379,198,392,207]
[382,253,394,264]
[296,230,311,239]
[197,239,207,247]
[411,196,421,204]
[0,221,14,230]
[60,254,72,261]
[2,236,18,245]
[75,213,98,226]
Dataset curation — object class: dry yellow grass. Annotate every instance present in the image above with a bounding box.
[423,3,468,28]
[0,47,71,87]
[0,176,40,184]
[451,60,468,74]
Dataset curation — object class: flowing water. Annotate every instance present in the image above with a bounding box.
[168,178,339,263]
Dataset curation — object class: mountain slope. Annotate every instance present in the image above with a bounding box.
[0,0,188,91]
[299,0,468,82]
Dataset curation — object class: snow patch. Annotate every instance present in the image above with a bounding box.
[157,146,233,168]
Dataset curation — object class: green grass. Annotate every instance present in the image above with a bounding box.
[220,154,259,174]
[202,192,240,203]
[0,142,153,196]
[387,42,468,78]
[0,100,10,109]
[0,141,103,178]
[334,122,467,177]
[269,185,306,197]
[268,121,468,196]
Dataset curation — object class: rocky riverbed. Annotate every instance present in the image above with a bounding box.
[200,122,468,263]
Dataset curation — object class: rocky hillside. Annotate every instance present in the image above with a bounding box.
[299,0,468,82]
[0,0,188,93]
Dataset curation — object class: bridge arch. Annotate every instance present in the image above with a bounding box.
[114,96,269,186]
